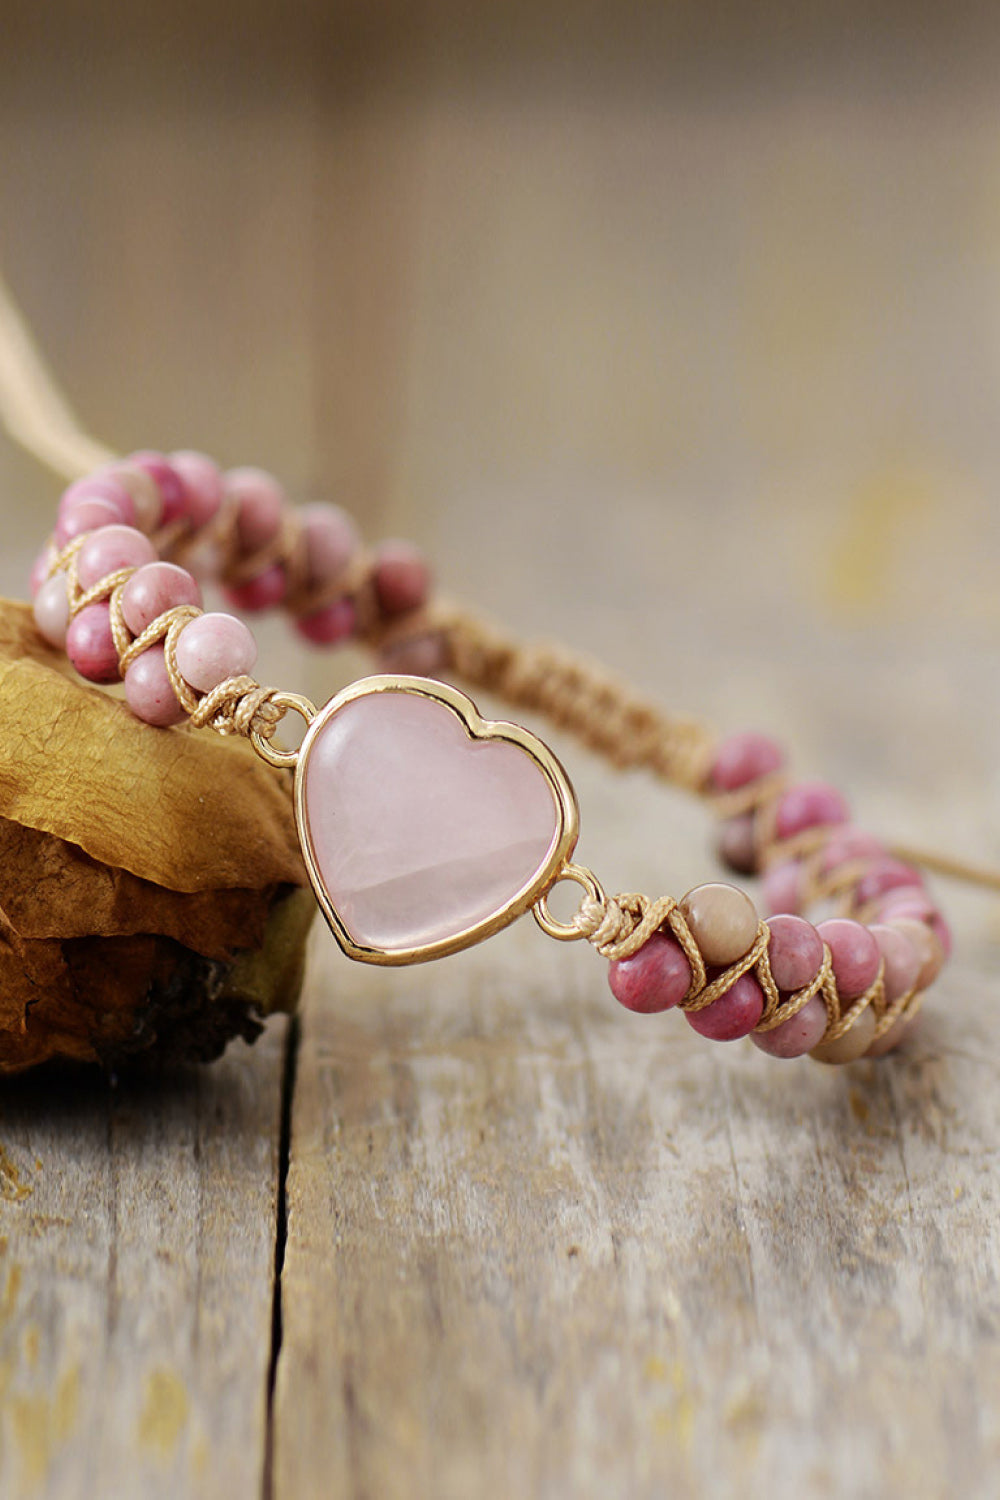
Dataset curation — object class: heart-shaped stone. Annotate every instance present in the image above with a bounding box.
[295,677,578,963]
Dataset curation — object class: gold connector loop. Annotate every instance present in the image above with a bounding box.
[533,862,607,943]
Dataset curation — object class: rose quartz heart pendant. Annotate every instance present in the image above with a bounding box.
[294,676,579,963]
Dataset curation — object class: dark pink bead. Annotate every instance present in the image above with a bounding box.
[57,475,136,527]
[295,597,357,646]
[224,466,287,551]
[751,995,828,1059]
[374,541,431,615]
[124,645,187,726]
[761,859,804,916]
[716,814,758,875]
[816,919,881,1000]
[775,781,850,842]
[869,923,921,1005]
[819,825,885,878]
[853,858,923,908]
[129,451,189,525]
[223,564,287,612]
[608,931,692,1014]
[169,451,225,530]
[121,562,203,635]
[766,914,825,992]
[55,498,125,547]
[66,602,119,684]
[710,732,785,793]
[686,972,764,1041]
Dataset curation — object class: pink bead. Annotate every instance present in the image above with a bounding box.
[106,462,163,531]
[121,562,202,635]
[889,918,946,988]
[124,645,187,726]
[57,475,136,527]
[294,597,356,646]
[378,632,449,677]
[819,825,885,878]
[752,995,828,1059]
[607,931,692,1014]
[716,814,758,875]
[875,888,936,923]
[66,602,119,684]
[762,859,804,916]
[710,732,785,793]
[174,612,257,694]
[223,564,287,612]
[766,914,825,992]
[54,498,126,547]
[374,541,430,615]
[30,546,56,598]
[300,503,360,583]
[686,973,764,1041]
[867,1011,921,1059]
[869,923,921,1005]
[775,781,850,842]
[853,858,923,908]
[76,525,157,591]
[224,467,287,551]
[169,451,225,530]
[816,918,881,1000]
[33,572,70,647]
[129,451,188,525]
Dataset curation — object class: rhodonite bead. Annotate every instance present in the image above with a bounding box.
[889,918,946,989]
[124,646,186,726]
[295,597,356,646]
[107,461,163,531]
[300,502,360,583]
[129,451,188,524]
[816,918,881,999]
[374,540,431,615]
[709,732,785,792]
[29,546,55,598]
[121,562,202,635]
[752,995,828,1058]
[762,858,804,915]
[58,475,136,527]
[224,466,287,551]
[33,572,70,647]
[775,781,850,841]
[867,1010,920,1059]
[55,497,126,547]
[223,564,287,612]
[679,882,758,966]
[868,923,921,1004]
[66,602,119,684]
[378,632,449,677]
[686,973,765,1041]
[169,451,225,530]
[810,1005,877,1064]
[853,857,923,908]
[608,930,692,1014]
[819,825,885,877]
[765,914,825,992]
[76,525,157,590]
[174,612,257,694]
[716,813,758,874]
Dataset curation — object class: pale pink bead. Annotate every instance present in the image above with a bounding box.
[679,882,758,966]
[867,1011,920,1059]
[716,813,758,875]
[224,467,287,551]
[853,858,923,908]
[816,918,881,999]
[33,572,70,647]
[76,525,157,591]
[30,545,56,598]
[121,562,202,635]
[294,597,356,646]
[775,781,850,841]
[752,996,828,1059]
[374,540,430,615]
[810,1006,878,1064]
[819,825,885,878]
[169,451,225,530]
[106,462,163,531]
[876,891,952,957]
[762,859,804,916]
[300,502,360,583]
[889,918,946,988]
[686,973,764,1041]
[54,498,125,547]
[608,931,692,1014]
[66,602,119,683]
[124,645,187,726]
[174,612,257,694]
[710,732,785,793]
[57,475,136,527]
[766,914,824,992]
[129,451,188,525]
[223,564,287,612]
[869,923,921,1004]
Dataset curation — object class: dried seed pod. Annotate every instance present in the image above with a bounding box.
[0,601,314,1072]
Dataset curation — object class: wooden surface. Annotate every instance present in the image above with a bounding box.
[4,7,1000,1496]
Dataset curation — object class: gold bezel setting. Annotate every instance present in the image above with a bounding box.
[294,674,580,965]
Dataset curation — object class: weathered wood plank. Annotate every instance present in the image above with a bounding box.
[0,1025,288,1499]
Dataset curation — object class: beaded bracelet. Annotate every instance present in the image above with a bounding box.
[28,451,951,1067]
